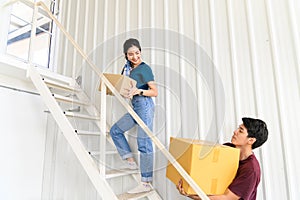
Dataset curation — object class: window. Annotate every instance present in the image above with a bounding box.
[6,0,58,68]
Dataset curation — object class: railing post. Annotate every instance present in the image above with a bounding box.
[27,1,38,74]
[99,81,107,177]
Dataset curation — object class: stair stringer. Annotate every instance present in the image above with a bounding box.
[27,65,118,200]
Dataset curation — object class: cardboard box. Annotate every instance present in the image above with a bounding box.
[166,137,239,195]
[99,73,137,96]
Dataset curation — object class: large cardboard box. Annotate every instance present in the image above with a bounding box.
[166,137,239,195]
[99,73,137,96]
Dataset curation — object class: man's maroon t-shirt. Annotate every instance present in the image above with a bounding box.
[228,154,261,200]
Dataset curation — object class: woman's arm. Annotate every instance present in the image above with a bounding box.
[130,81,158,97]
[139,81,158,97]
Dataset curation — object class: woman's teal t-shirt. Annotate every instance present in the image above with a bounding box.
[129,62,154,89]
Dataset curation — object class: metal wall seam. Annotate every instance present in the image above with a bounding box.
[244,1,267,199]
[226,0,240,124]
[138,0,142,35]
[164,0,171,139]
[149,0,156,126]
[91,0,99,106]
[103,0,108,42]
[62,0,72,76]
[177,0,185,136]
[114,0,120,68]
[207,0,220,139]
[71,1,80,79]
[92,0,99,58]
[287,0,300,89]
[192,0,201,138]
[82,0,89,98]
[101,0,108,72]
[51,0,63,72]
[150,0,155,65]
[82,0,93,180]
[125,0,130,37]
[83,1,89,53]
[164,0,172,198]
[264,0,291,198]
[108,0,119,128]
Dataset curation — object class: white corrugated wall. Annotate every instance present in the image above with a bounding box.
[51,0,300,199]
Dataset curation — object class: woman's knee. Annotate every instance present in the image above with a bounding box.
[110,124,121,136]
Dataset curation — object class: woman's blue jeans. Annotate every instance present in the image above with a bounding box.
[110,96,154,182]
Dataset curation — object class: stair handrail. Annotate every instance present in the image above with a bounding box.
[4,0,209,199]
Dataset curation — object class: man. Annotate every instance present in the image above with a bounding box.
[177,117,269,200]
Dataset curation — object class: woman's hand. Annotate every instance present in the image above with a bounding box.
[123,81,139,99]
[123,81,158,99]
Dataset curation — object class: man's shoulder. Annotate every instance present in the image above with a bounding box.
[240,154,260,174]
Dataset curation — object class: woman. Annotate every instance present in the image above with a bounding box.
[110,38,158,194]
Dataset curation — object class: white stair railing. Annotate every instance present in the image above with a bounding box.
[5,0,210,199]
[26,2,117,199]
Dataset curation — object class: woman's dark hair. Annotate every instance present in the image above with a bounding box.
[123,38,141,60]
[242,117,269,149]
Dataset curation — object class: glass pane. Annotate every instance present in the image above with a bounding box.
[6,1,55,68]
[6,2,33,61]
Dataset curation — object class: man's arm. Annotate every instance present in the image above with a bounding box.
[208,189,240,200]
[176,179,240,200]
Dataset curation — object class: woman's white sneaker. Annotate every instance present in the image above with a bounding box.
[125,160,139,170]
[127,182,152,194]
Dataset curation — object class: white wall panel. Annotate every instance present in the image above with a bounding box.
[0,86,47,200]
[51,0,300,199]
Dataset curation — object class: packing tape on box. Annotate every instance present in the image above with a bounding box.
[198,145,211,159]
[212,148,220,162]
[198,145,220,160]
[211,178,218,194]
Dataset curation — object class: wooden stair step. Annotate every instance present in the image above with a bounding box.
[43,77,81,92]
[89,150,118,156]
[64,111,100,120]
[52,93,89,105]
[105,169,139,179]
[117,190,156,200]
[75,129,101,136]
[75,129,110,136]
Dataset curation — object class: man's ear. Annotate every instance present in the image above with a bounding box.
[248,137,256,145]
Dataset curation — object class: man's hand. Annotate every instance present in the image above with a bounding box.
[176,179,188,196]
[176,179,202,200]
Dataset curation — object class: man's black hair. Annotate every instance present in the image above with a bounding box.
[123,38,141,60]
[242,117,268,149]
